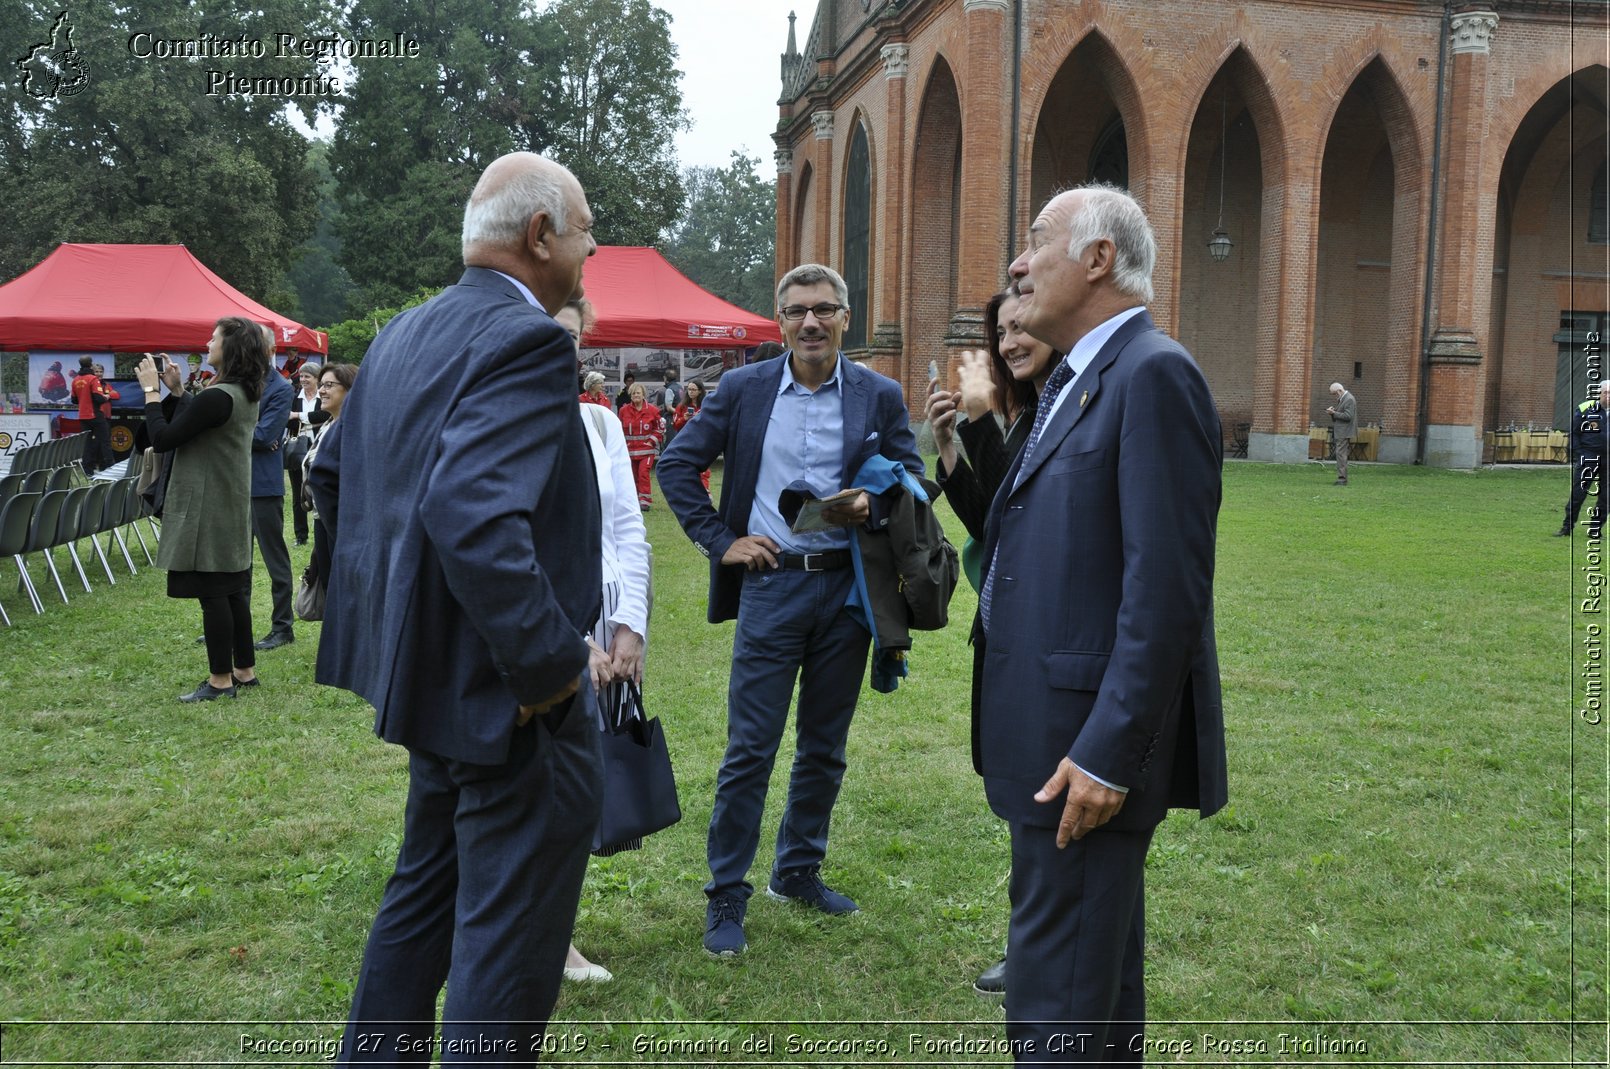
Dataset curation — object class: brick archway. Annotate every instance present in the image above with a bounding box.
[1491,66,1610,430]
[1177,48,1286,452]
[906,56,963,403]
[1312,58,1426,450]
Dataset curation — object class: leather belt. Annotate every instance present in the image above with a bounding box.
[777,550,852,572]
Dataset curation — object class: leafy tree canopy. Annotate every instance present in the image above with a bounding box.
[0,0,331,301]
[330,0,688,308]
[663,152,777,317]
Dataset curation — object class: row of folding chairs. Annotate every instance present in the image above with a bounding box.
[6,432,88,475]
[0,462,86,502]
[0,477,158,627]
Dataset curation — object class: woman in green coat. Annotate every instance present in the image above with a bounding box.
[137,317,266,703]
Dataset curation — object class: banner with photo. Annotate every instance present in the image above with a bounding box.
[577,347,744,399]
[27,352,198,408]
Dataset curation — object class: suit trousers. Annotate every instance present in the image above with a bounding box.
[1333,436,1351,482]
[339,690,603,1066]
[251,496,294,635]
[287,463,310,543]
[706,566,870,899]
[1566,456,1603,530]
[1004,822,1154,1066]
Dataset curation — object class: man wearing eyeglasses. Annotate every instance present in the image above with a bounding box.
[659,263,923,958]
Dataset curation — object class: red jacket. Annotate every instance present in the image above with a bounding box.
[72,373,109,420]
[618,402,663,458]
[672,402,700,432]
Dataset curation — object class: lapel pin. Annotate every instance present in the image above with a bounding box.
[1080,390,1089,408]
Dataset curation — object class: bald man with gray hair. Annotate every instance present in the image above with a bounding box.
[312,152,605,1065]
[1326,381,1356,485]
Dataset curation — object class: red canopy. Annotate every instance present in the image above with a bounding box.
[580,246,780,349]
[0,243,327,354]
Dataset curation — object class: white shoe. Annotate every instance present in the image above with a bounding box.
[563,962,613,983]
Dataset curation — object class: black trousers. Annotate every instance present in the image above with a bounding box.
[339,688,603,1066]
[287,464,310,543]
[1566,456,1603,530]
[199,590,254,677]
[81,417,113,474]
[251,496,294,635]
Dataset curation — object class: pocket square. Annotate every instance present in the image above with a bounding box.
[865,431,879,442]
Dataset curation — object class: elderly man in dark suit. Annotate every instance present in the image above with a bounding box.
[309,151,605,1066]
[977,184,1227,1064]
[658,263,922,958]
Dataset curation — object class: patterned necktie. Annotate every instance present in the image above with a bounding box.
[980,359,1076,633]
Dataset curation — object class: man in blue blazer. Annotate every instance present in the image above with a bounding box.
[978,185,1227,1064]
[309,152,606,1066]
[248,343,295,650]
[659,263,922,957]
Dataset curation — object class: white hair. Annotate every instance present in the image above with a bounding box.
[1061,183,1156,305]
[461,167,570,256]
[1330,382,1345,392]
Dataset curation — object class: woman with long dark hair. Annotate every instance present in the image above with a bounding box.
[671,379,710,495]
[300,362,358,601]
[137,317,267,702]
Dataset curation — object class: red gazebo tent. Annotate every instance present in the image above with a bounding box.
[0,243,327,353]
[580,246,780,348]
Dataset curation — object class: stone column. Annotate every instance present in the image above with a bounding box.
[812,110,835,266]
[1425,9,1499,468]
[871,43,909,364]
[945,0,1012,348]
[1248,156,1322,464]
[774,145,794,288]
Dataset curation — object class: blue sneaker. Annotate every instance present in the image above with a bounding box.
[703,893,747,957]
[765,869,859,915]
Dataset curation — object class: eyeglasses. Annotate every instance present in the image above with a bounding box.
[779,303,845,321]
[317,382,341,392]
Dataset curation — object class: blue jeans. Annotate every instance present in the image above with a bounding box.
[705,566,870,899]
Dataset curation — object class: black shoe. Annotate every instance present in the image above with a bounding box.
[704,893,747,957]
[232,674,260,688]
[1333,478,1348,486]
[179,680,237,703]
[973,956,1007,997]
[1555,526,1572,537]
[294,538,308,547]
[253,630,294,652]
[193,634,206,645]
[765,869,859,915]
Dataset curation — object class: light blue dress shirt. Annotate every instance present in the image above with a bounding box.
[747,353,848,555]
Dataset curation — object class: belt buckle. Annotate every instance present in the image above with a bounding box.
[802,552,825,572]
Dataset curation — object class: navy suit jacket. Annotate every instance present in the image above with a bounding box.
[309,268,601,765]
[658,353,922,623]
[977,310,1228,831]
[250,367,292,498]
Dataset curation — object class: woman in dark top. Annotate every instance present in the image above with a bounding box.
[137,317,266,703]
[300,362,357,600]
[927,287,1058,541]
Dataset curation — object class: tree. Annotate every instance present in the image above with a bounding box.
[0,1,332,301]
[330,0,689,307]
[286,139,356,328]
[539,0,689,246]
[663,152,776,317]
[329,0,551,309]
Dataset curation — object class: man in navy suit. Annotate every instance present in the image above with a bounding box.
[978,185,1227,1063]
[310,152,606,1065]
[249,325,296,651]
[659,263,922,957]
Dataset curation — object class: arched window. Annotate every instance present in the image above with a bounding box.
[1089,118,1128,190]
[1590,161,1608,245]
[842,123,872,350]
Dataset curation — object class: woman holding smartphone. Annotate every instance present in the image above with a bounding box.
[138,318,267,702]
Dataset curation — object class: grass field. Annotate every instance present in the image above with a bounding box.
[0,459,1602,1065]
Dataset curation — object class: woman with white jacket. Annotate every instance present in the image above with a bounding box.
[554,298,652,985]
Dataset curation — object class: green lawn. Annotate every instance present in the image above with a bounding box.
[0,461,1601,1065]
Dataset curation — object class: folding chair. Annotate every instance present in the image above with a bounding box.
[0,492,41,622]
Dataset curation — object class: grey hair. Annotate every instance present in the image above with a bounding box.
[1061,183,1156,305]
[1329,382,1345,392]
[461,168,570,255]
[776,263,849,309]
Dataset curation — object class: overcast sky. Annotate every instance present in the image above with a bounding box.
[657,0,815,171]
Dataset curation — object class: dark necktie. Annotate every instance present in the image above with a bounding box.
[980,359,1076,633]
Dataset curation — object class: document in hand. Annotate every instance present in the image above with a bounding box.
[788,487,865,534]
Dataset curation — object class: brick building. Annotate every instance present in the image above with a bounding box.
[771,0,1608,467]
